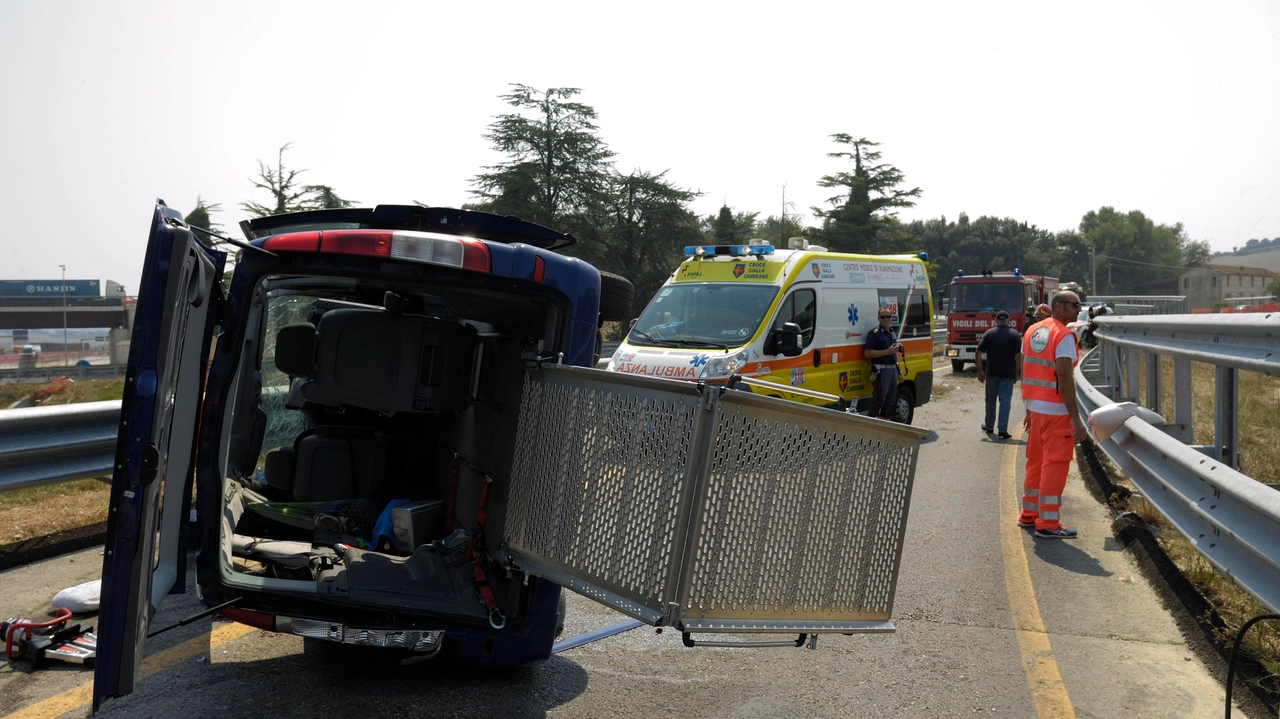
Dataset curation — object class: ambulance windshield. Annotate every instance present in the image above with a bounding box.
[951,282,1023,312]
[630,283,779,348]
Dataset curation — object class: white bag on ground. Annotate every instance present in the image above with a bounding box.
[51,578,101,613]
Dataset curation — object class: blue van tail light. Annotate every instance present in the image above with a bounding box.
[534,256,545,283]
[262,230,491,274]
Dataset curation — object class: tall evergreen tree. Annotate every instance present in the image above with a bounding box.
[241,144,357,217]
[813,135,921,253]
[184,197,232,292]
[304,185,358,210]
[183,195,223,237]
[241,143,314,217]
[593,170,703,309]
[470,85,615,231]
[702,206,759,243]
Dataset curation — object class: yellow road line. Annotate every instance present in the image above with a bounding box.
[1000,424,1076,718]
[8,621,257,719]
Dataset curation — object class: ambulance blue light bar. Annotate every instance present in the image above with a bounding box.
[683,244,775,257]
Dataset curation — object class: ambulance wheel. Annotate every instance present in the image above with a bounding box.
[893,386,915,425]
[951,359,965,372]
[599,271,634,322]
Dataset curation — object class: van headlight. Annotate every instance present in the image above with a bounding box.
[700,350,750,379]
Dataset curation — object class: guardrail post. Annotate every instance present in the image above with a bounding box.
[1100,342,1119,400]
[1144,352,1161,413]
[1171,357,1193,443]
[1122,346,1140,402]
[1215,365,1239,470]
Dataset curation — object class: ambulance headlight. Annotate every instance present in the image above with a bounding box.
[700,349,750,379]
[605,347,624,371]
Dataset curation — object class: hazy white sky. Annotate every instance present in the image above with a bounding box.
[1,0,1276,291]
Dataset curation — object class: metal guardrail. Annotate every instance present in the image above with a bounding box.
[1076,312,1280,613]
[0,364,127,383]
[0,400,120,493]
[1088,295,1189,315]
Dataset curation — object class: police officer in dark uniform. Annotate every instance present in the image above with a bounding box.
[865,307,904,420]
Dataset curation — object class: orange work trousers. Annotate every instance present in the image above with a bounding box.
[1019,411,1076,531]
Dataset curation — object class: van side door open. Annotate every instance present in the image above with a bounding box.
[94,203,224,710]
[503,366,926,641]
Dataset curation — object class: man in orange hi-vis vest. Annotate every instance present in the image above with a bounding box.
[1018,290,1089,539]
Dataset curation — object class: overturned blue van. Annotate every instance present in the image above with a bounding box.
[93,201,926,710]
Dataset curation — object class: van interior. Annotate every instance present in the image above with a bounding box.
[215,274,564,627]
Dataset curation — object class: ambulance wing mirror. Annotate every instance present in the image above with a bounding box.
[774,322,803,357]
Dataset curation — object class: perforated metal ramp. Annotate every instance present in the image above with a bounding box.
[504,366,926,635]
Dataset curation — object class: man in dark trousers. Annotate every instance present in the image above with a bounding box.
[975,309,1022,439]
[865,306,904,420]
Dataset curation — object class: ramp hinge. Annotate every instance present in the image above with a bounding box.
[659,603,683,627]
[700,390,718,411]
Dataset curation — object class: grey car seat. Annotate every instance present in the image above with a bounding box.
[262,427,389,502]
[274,308,475,414]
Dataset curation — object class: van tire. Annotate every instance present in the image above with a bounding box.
[599,271,634,322]
[951,359,965,372]
[894,386,915,425]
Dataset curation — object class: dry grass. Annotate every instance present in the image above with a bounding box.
[0,480,111,543]
[0,380,122,546]
[1137,359,1280,485]
[1121,360,1280,693]
[0,378,125,408]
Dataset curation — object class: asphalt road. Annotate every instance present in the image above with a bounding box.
[0,364,1243,718]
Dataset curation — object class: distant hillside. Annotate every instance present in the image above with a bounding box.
[1209,245,1280,274]
[1217,237,1280,256]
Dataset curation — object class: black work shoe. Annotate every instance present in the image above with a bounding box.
[981,425,993,433]
[1034,527,1078,539]
[998,431,1012,439]
[1017,518,1035,528]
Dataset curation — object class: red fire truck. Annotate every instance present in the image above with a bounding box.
[943,269,1058,371]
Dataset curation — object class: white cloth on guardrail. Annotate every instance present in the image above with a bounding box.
[1087,402,1167,443]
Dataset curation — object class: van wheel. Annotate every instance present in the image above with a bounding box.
[894,386,915,425]
[951,359,965,372]
[555,592,568,638]
[599,272,634,322]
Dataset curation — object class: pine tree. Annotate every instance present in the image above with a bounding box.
[813,135,921,253]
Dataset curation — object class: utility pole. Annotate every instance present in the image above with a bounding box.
[781,183,788,244]
[1090,246,1097,295]
[59,264,68,367]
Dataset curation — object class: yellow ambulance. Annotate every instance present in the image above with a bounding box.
[604,239,934,423]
